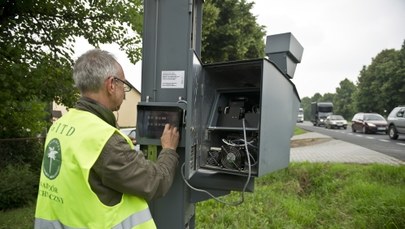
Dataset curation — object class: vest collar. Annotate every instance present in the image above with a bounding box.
[75,97,117,128]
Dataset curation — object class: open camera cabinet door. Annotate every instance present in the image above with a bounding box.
[185,54,301,202]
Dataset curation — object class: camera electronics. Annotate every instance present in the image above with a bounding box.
[201,89,260,176]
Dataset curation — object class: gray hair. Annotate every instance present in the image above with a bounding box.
[73,49,120,93]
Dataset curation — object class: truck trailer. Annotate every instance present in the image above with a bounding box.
[311,102,333,126]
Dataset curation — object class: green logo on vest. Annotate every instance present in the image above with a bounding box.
[43,138,62,180]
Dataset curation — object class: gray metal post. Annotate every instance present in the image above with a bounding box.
[141,0,202,102]
[139,1,303,228]
[141,0,203,228]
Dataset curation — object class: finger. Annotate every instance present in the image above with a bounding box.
[172,127,178,134]
[164,123,170,131]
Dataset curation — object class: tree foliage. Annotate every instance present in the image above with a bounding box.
[354,43,405,115]
[202,0,266,63]
[321,93,335,103]
[333,78,356,119]
[311,93,323,102]
[299,96,312,121]
[0,0,143,137]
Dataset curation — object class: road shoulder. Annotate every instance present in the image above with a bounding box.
[290,132,404,165]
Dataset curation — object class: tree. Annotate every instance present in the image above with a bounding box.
[300,96,311,121]
[333,78,356,119]
[0,0,143,137]
[311,93,323,102]
[354,43,405,115]
[321,93,335,103]
[202,0,266,63]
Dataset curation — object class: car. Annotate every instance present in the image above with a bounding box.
[297,108,304,123]
[120,127,136,138]
[387,106,405,140]
[351,113,388,134]
[325,115,347,129]
[119,127,140,151]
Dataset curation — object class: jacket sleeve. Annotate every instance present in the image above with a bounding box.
[92,133,179,201]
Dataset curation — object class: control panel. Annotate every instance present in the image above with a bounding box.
[136,104,184,144]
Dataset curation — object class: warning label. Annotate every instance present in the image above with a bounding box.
[161,71,185,89]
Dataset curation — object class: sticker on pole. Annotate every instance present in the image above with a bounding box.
[161,70,185,89]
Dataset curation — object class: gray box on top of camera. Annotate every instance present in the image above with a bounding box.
[265,33,304,78]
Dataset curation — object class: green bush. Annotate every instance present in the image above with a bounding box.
[0,138,44,171]
[0,164,39,210]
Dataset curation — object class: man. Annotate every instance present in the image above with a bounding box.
[35,49,180,229]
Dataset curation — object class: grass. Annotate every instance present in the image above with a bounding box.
[294,126,307,135]
[2,163,404,229]
[0,204,35,228]
[196,163,405,229]
[2,127,403,228]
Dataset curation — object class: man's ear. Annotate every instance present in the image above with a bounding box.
[106,76,115,94]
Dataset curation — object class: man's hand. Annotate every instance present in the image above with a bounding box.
[128,136,137,145]
[160,124,180,151]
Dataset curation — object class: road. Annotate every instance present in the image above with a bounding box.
[297,121,405,162]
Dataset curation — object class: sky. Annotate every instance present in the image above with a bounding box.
[251,0,405,98]
[75,0,405,98]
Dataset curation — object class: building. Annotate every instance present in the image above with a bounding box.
[52,83,141,128]
[115,85,141,128]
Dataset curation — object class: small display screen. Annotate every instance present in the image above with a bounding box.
[137,106,183,139]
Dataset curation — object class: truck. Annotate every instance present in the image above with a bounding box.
[297,107,304,122]
[311,102,333,126]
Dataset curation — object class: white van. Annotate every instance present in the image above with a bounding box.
[297,108,304,122]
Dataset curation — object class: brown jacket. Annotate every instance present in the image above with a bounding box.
[77,97,179,206]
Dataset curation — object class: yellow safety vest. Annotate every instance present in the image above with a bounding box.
[35,109,156,229]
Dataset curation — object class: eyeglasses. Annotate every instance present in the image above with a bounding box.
[113,77,132,92]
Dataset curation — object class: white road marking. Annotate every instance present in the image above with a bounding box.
[379,139,390,143]
[397,143,405,147]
